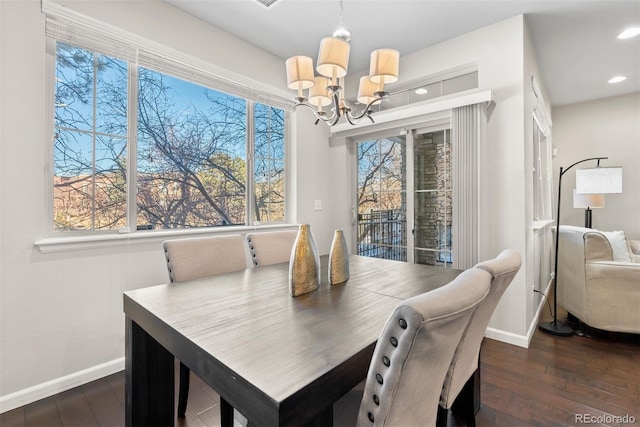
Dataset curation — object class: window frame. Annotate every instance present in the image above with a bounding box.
[531,76,554,223]
[42,11,293,242]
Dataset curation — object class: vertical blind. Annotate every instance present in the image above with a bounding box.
[452,103,485,270]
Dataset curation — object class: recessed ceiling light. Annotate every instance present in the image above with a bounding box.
[608,76,627,84]
[415,88,428,95]
[617,27,640,39]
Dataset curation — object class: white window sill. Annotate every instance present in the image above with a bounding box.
[532,219,555,231]
[34,224,299,254]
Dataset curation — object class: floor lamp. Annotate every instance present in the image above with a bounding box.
[573,190,604,228]
[538,157,622,336]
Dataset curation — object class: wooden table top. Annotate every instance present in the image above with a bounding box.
[124,255,461,426]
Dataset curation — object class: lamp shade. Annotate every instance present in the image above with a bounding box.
[573,189,604,209]
[357,76,382,105]
[316,37,350,79]
[369,49,399,84]
[576,167,622,194]
[285,56,315,90]
[308,76,332,107]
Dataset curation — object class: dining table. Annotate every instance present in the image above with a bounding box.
[123,254,465,427]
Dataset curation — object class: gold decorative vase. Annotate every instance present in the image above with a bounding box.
[329,229,349,285]
[289,224,320,297]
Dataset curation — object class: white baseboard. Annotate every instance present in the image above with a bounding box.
[525,275,555,345]
[484,327,529,348]
[486,277,553,349]
[0,358,125,414]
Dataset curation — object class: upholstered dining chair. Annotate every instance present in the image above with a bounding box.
[162,234,251,419]
[356,267,492,427]
[437,249,522,427]
[246,229,298,267]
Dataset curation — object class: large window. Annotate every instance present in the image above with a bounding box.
[54,43,129,231]
[52,40,288,233]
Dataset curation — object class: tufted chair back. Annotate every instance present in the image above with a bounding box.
[356,267,492,427]
[162,234,251,283]
[437,250,521,426]
[246,230,298,267]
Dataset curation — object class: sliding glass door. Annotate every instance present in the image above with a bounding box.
[356,136,407,261]
[413,129,452,266]
[355,128,452,266]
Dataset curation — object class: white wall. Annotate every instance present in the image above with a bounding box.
[1,1,547,411]
[523,19,554,335]
[553,93,640,239]
[340,16,534,344]
[293,108,353,253]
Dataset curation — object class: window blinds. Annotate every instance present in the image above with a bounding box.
[45,16,137,64]
[44,5,294,111]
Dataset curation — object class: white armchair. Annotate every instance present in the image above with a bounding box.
[556,225,640,334]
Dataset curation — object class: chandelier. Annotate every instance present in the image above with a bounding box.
[285,1,399,126]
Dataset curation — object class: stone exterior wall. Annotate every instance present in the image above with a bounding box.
[414,130,452,265]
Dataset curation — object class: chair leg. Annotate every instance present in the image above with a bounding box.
[436,405,448,427]
[451,372,477,427]
[220,397,234,427]
[178,362,190,418]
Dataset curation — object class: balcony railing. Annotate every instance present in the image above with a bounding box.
[357,209,406,261]
[357,208,452,266]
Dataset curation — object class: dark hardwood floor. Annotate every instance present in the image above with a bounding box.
[2,308,638,427]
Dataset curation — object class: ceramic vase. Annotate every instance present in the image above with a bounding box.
[329,229,349,285]
[289,224,320,297]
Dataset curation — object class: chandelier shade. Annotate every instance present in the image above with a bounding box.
[369,49,400,84]
[308,76,332,108]
[357,76,383,106]
[285,56,315,90]
[316,37,350,81]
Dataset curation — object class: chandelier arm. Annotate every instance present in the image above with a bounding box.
[345,95,383,122]
[317,109,338,122]
[330,112,341,126]
[344,109,375,125]
[363,96,384,112]
[345,111,358,125]
[345,108,367,122]
[294,102,337,123]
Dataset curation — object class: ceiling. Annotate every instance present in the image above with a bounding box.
[164,0,640,107]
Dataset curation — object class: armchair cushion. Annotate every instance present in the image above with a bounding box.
[628,239,640,263]
[600,230,632,262]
